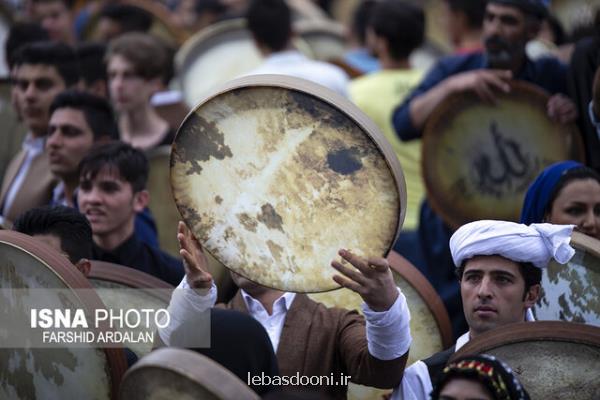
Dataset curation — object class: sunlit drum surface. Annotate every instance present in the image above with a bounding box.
[171,75,405,293]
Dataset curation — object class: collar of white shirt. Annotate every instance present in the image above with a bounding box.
[240,289,296,316]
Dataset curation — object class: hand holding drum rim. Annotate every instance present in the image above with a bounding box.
[330,250,399,312]
[178,221,213,289]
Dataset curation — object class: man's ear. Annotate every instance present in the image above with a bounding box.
[75,258,92,277]
[524,283,541,307]
[133,189,150,213]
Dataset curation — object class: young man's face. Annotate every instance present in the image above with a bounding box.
[46,107,95,180]
[107,54,156,113]
[31,0,73,44]
[461,255,539,338]
[14,64,66,136]
[482,3,531,68]
[77,166,146,244]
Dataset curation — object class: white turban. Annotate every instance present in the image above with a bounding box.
[450,220,575,269]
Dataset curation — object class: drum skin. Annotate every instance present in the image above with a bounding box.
[120,347,259,400]
[88,261,173,358]
[452,321,600,400]
[171,75,406,293]
[534,232,600,326]
[423,81,585,228]
[0,231,126,400]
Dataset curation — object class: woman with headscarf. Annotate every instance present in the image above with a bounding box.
[430,354,530,400]
[520,160,600,240]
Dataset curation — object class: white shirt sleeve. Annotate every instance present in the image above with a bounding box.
[391,360,432,400]
[158,277,217,345]
[361,287,411,360]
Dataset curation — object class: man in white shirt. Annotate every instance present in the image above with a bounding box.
[160,222,412,399]
[0,41,79,223]
[245,0,349,97]
[393,220,575,400]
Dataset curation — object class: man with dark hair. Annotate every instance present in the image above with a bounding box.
[46,89,118,208]
[76,42,108,98]
[13,204,93,276]
[77,142,184,285]
[0,41,79,224]
[245,0,349,96]
[30,0,77,45]
[392,220,574,400]
[95,3,152,42]
[1,23,49,183]
[393,0,576,141]
[391,0,577,340]
[350,0,426,234]
[442,0,487,53]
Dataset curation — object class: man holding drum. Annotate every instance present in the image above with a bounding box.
[390,0,578,340]
[159,222,412,399]
[393,220,575,400]
[393,0,577,139]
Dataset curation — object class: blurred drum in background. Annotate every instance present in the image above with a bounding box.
[422,80,585,228]
[120,347,260,400]
[171,75,406,293]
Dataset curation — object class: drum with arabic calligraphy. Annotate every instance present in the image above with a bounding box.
[120,347,260,400]
[534,232,600,327]
[422,80,585,228]
[451,321,600,399]
[0,231,126,400]
[170,74,406,293]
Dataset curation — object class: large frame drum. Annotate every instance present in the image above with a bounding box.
[120,347,259,400]
[451,321,600,399]
[534,231,600,326]
[423,81,585,228]
[0,231,126,400]
[171,75,406,293]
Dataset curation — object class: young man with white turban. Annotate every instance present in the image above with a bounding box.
[392,220,575,400]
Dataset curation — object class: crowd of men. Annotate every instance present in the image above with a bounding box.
[1,0,599,399]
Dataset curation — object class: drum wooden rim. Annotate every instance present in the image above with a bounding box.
[121,347,260,400]
[571,231,600,260]
[422,80,586,228]
[450,320,600,362]
[388,250,453,348]
[89,260,174,298]
[293,18,346,40]
[0,231,128,399]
